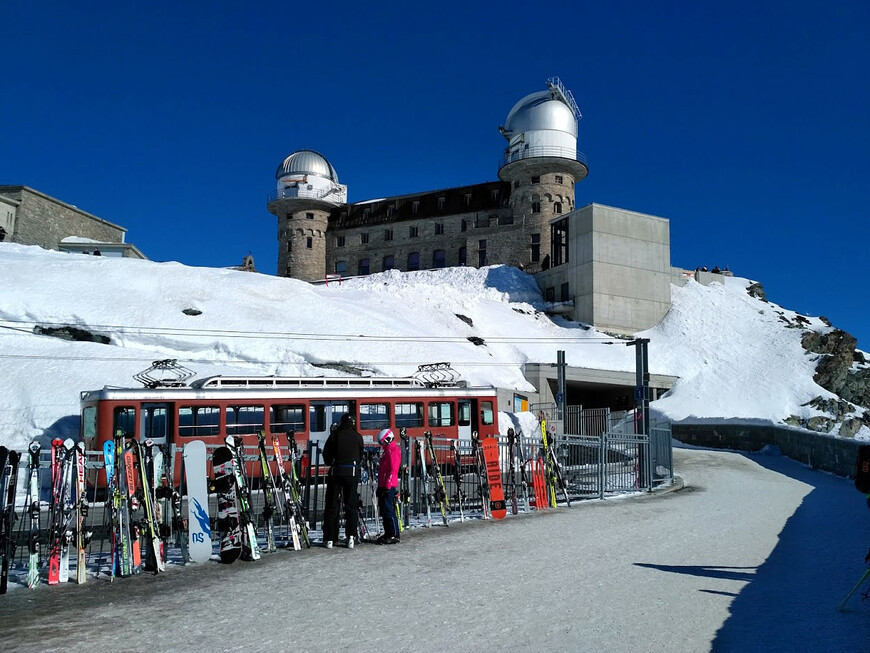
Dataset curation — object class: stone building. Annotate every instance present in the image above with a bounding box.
[266,78,680,334]
[0,185,146,258]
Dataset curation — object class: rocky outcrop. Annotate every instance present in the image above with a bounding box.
[746,282,767,301]
[33,325,110,344]
[802,329,870,407]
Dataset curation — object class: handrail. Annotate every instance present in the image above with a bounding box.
[499,146,588,170]
[267,185,343,204]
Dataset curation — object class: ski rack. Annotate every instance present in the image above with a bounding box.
[134,359,196,388]
[411,362,465,388]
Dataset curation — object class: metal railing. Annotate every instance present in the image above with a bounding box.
[499,146,589,170]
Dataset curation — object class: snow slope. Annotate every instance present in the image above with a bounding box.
[0,242,866,448]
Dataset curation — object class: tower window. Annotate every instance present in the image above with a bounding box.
[498,215,514,225]
[460,219,467,232]
[360,233,369,245]
[287,240,292,252]
[363,208,370,219]
[437,197,445,210]
[530,233,540,263]
[412,201,420,214]
[409,226,419,238]
[386,204,396,217]
[383,255,394,271]
[531,176,540,184]
[554,202,562,214]
[513,180,520,189]
[555,175,563,184]
[531,202,541,214]
[335,261,346,275]
[490,189,499,201]
[478,240,487,267]
[384,228,393,242]
[306,212,314,220]
[434,223,444,235]
[433,249,446,268]
[407,252,420,271]
[359,258,370,276]
[306,237,313,249]
[464,194,471,206]
[458,246,467,266]
[336,236,345,248]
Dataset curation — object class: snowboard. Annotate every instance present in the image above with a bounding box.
[183,441,213,564]
[480,437,506,520]
[212,446,242,564]
[855,445,870,494]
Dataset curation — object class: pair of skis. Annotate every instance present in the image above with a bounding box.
[423,432,450,526]
[213,435,260,563]
[471,432,506,520]
[0,446,21,594]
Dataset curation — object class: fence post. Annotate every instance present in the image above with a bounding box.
[598,433,606,500]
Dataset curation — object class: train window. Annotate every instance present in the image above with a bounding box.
[143,405,169,440]
[310,405,326,433]
[480,401,494,426]
[360,403,389,430]
[395,402,424,428]
[458,402,471,427]
[178,406,220,437]
[226,405,264,435]
[82,406,97,440]
[428,402,455,427]
[271,404,305,434]
[113,407,136,438]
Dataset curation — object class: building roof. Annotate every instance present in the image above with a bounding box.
[275,150,339,183]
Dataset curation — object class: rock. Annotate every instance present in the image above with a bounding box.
[806,416,834,433]
[183,308,202,316]
[746,282,767,301]
[455,314,474,327]
[33,325,110,345]
[839,418,863,438]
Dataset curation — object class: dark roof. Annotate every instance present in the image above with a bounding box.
[331,181,511,229]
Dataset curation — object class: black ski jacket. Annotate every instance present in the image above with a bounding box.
[322,424,364,477]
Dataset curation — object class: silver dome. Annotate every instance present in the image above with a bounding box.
[504,91,577,137]
[276,150,339,182]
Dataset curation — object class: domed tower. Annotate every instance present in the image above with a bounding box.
[498,77,588,272]
[267,150,347,281]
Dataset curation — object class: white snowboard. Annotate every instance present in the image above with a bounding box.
[183,441,213,564]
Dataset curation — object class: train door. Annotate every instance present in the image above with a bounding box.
[308,400,354,446]
[458,399,476,442]
[141,403,171,445]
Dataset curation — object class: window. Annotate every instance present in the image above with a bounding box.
[407,252,420,271]
[428,401,455,427]
[554,202,562,214]
[306,237,312,249]
[560,282,570,302]
[531,176,540,184]
[335,261,346,275]
[475,215,489,228]
[530,233,541,263]
[363,208,370,219]
[434,223,444,235]
[531,201,541,214]
[409,226,419,238]
[384,228,393,242]
[143,405,169,440]
[458,246,467,266]
[498,215,514,225]
[480,401,494,426]
[383,255,394,270]
[270,404,305,434]
[360,403,389,430]
[490,189,499,201]
[464,193,471,206]
[358,258,370,275]
[395,402,424,428]
[287,240,292,252]
[226,405,264,436]
[478,240,487,267]
[386,204,396,217]
[82,406,97,441]
[555,175,563,184]
[513,180,520,189]
[437,197,445,210]
[113,407,136,438]
[433,249,446,268]
[552,217,569,266]
[412,201,419,215]
[336,236,345,247]
[460,219,467,232]
[545,287,555,302]
[458,402,471,426]
[360,232,369,245]
[306,212,314,220]
[178,406,220,437]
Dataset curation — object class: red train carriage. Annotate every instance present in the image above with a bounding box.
[80,373,499,482]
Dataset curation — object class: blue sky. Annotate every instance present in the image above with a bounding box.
[3,2,869,346]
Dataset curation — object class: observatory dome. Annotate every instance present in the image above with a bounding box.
[504,91,577,138]
[275,150,339,182]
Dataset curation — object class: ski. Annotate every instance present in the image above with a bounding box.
[285,436,311,549]
[183,440,212,564]
[225,436,260,561]
[112,431,134,577]
[415,438,432,527]
[212,445,242,563]
[137,440,165,572]
[122,441,142,574]
[424,431,450,526]
[480,436,506,520]
[75,441,90,583]
[515,431,532,512]
[270,433,301,550]
[471,432,491,519]
[398,428,411,531]
[58,438,75,583]
[26,442,41,589]
[103,440,118,579]
[255,432,279,553]
[0,448,21,594]
[540,417,557,508]
[449,439,465,522]
[152,444,172,565]
[507,428,519,515]
[545,436,571,507]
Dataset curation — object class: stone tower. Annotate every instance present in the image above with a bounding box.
[267,150,347,281]
[497,77,588,273]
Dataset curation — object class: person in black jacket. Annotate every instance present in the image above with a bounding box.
[321,412,364,548]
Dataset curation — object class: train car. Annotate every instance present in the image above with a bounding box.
[80,371,499,481]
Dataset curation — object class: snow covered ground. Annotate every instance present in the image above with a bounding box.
[0,242,866,449]
[2,446,868,652]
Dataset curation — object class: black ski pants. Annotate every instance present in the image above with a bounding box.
[322,474,359,543]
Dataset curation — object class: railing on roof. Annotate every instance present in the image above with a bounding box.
[546,76,582,120]
[193,376,427,389]
[499,146,588,170]
[267,185,344,204]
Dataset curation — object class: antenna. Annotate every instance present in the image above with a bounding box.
[134,359,196,388]
[411,362,464,388]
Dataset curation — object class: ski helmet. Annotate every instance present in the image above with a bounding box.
[377,428,394,445]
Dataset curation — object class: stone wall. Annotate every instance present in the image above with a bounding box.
[0,186,125,249]
[671,422,864,479]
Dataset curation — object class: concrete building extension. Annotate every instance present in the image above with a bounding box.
[0,185,146,258]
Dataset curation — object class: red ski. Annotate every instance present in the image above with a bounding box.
[480,437,506,520]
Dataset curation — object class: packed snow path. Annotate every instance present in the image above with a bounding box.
[2,447,868,652]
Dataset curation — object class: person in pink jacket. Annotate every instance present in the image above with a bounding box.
[376,428,401,544]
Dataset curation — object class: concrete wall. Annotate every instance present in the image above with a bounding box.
[672,422,865,479]
[534,203,672,333]
[0,186,126,249]
[0,193,16,239]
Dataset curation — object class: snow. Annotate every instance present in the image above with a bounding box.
[0,241,868,449]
